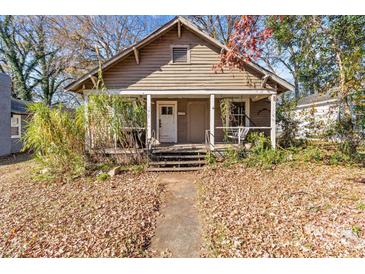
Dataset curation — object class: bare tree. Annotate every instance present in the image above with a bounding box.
[187,16,239,44]
[0,16,38,100]
[23,16,73,106]
[51,16,150,77]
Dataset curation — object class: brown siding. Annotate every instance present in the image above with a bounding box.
[87,25,269,91]
[250,98,271,136]
[151,98,229,143]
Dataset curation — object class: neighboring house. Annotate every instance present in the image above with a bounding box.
[294,92,364,139]
[10,97,29,153]
[294,93,340,139]
[65,16,293,155]
[0,73,29,156]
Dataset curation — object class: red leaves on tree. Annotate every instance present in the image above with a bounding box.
[215,16,272,71]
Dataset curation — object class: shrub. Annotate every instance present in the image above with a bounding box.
[295,146,324,162]
[277,99,301,148]
[247,132,271,152]
[222,145,247,166]
[245,148,285,169]
[245,132,285,168]
[328,151,351,165]
[325,113,362,157]
[96,172,110,181]
[205,152,217,166]
[23,103,85,177]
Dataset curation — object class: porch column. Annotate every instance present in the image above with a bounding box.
[146,94,152,146]
[270,94,277,149]
[209,94,215,151]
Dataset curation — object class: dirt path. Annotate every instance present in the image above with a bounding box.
[150,172,202,257]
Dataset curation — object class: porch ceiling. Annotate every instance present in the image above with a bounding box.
[83,89,277,97]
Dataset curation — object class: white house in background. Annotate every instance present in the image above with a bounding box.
[294,93,340,139]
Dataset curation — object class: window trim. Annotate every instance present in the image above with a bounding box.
[170,45,190,64]
[225,98,251,127]
[11,114,21,139]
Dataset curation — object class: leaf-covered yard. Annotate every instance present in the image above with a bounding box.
[198,163,365,257]
[0,154,162,257]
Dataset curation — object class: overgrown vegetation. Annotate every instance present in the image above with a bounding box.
[23,93,148,179]
[219,131,363,170]
[23,103,85,177]
[87,94,146,164]
[277,99,302,148]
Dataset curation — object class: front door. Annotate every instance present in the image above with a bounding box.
[157,102,177,143]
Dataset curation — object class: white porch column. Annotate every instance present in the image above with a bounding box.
[209,94,215,151]
[146,94,152,146]
[270,94,277,149]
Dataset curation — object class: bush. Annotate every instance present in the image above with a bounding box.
[222,145,247,167]
[247,132,271,152]
[23,103,85,177]
[205,152,217,166]
[245,148,285,169]
[294,146,324,162]
[325,113,362,157]
[328,151,351,165]
[245,132,285,168]
[277,99,301,148]
[96,172,110,181]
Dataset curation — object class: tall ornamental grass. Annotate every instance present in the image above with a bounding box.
[23,103,85,176]
[88,94,146,163]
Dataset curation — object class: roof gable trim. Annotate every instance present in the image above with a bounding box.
[65,16,294,93]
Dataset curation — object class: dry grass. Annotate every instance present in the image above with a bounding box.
[0,154,162,257]
[198,162,365,257]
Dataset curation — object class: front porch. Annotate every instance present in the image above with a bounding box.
[84,89,278,154]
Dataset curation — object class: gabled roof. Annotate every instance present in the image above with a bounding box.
[11,97,29,114]
[65,16,294,93]
[297,89,340,107]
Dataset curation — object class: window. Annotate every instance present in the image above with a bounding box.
[230,102,246,127]
[161,106,173,115]
[171,46,189,63]
[11,114,21,138]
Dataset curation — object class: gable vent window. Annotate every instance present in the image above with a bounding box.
[172,46,188,63]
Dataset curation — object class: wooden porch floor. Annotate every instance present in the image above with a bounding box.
[153,143,241,152]
[100,143,241,155]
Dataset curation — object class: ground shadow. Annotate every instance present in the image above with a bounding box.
[0,153,33,166]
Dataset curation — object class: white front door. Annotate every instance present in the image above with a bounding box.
[157,102,177,143]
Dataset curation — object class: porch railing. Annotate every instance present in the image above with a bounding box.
[205,126,272,151]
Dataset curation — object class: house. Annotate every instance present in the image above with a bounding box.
[65,16,293,163]
[0,73,29,156]
[293,93,340,139]
[293,92,364,140]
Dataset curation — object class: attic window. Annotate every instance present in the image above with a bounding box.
[172,46,189,63]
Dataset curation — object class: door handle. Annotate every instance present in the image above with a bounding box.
[159,119,161,128]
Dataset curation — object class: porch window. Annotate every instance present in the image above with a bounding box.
[171,46,189,63]
[11,114,21,138]
[230,102,246,127]
[161,106,173,115]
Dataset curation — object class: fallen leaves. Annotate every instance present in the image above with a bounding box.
[197,162,365,257]
[0,156,163,257]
